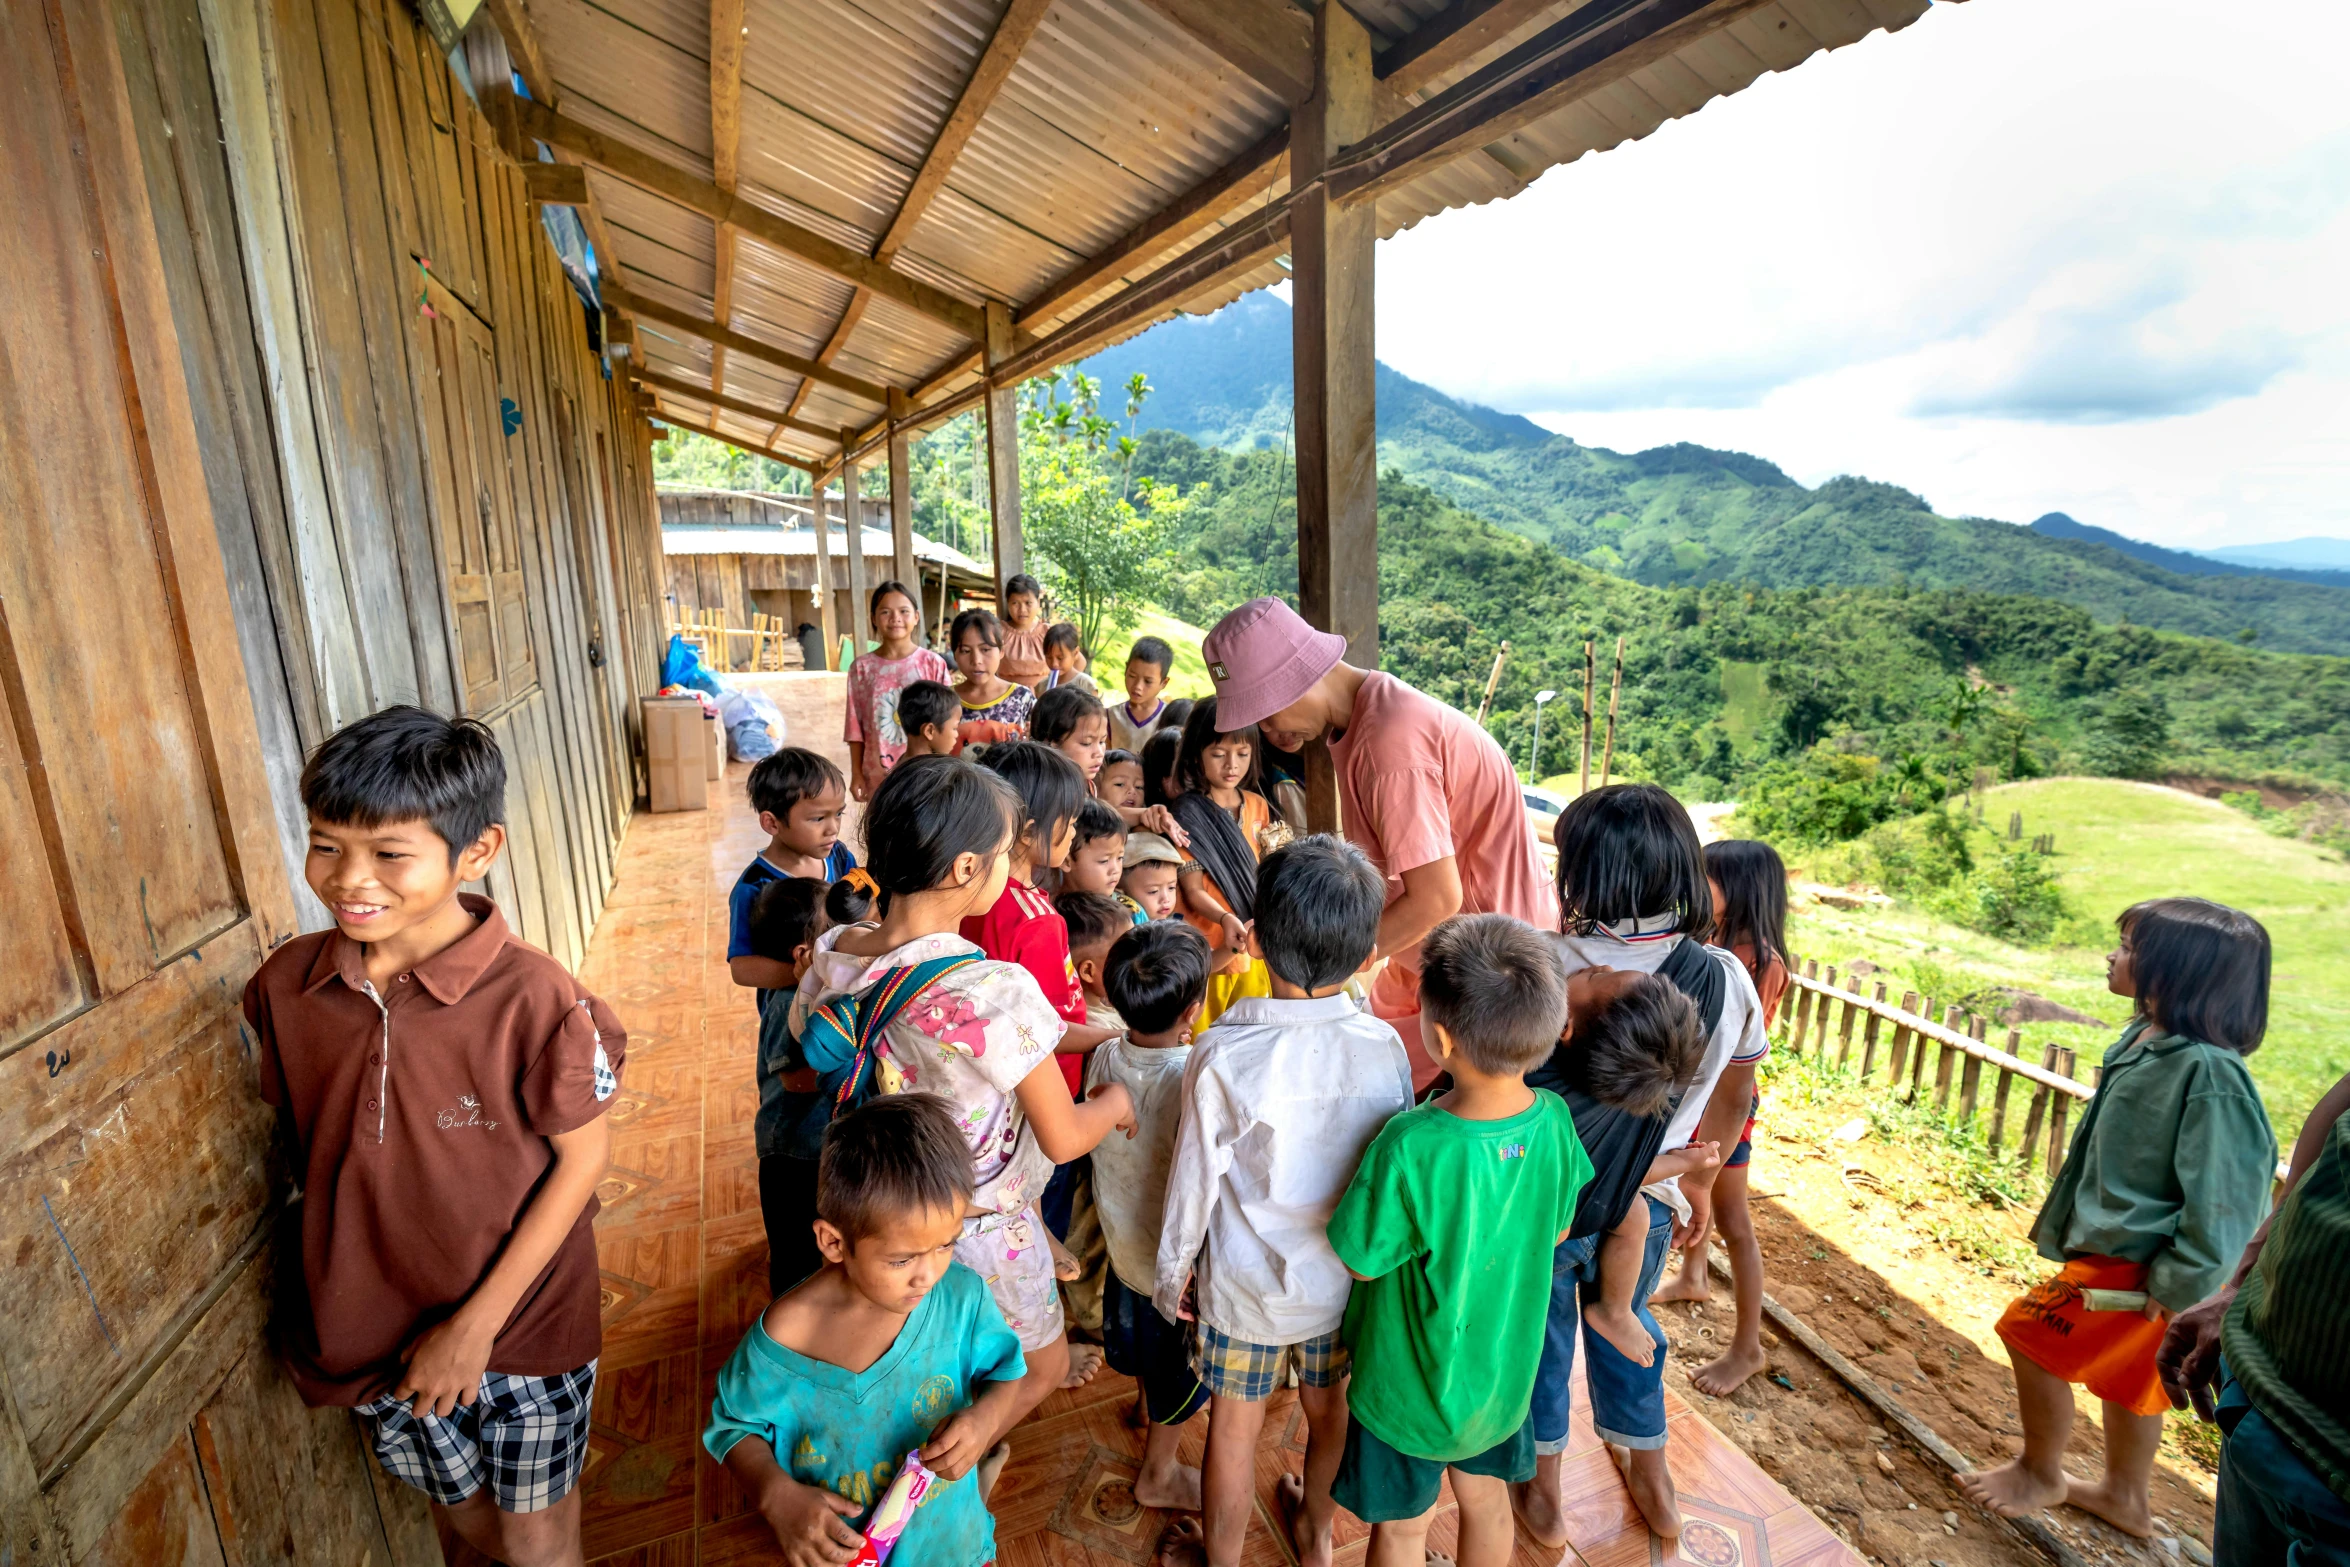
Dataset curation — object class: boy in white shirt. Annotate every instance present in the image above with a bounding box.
[1155,836,1412,1567]
[1086,920,1214,1512]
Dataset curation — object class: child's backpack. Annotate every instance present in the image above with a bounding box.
[798,953,982,1114]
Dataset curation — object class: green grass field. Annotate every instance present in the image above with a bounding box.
[1787,778,2350,1144]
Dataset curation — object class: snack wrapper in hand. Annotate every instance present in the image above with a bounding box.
[846,1450,937,1565]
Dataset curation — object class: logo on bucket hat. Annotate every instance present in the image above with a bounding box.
[1209,662,1228,683]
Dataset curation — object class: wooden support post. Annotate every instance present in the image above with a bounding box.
[1909,998,1936,1099]
[2018,1044,2059,1174]
[840,436,869,660]
[1933,1006,1960,1113]
[887,388,921,641]
[1579,640,1595,796]
[1291,0,1377,834]
[1474,641,1509,726]
[1836,987,1859,1067]
[1858,982,1887,1079]
[1988,1034,2019,1154]
[811,477,839,669]
[1958,1052,1983,1132]
[982,300,1023,595]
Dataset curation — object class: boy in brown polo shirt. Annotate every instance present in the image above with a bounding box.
[243,707,623,1567]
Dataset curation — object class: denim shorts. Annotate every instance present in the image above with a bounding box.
[1529,1196,1674,1456]
[2214,1371,2350,1567]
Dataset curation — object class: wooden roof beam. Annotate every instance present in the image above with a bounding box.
[646,409,821,472]
[609,285,892,404]
[787,0,1053,426]
[1375,0,1560,94]
[629,367,840,441]
[1331,0,1760,206]
[1133,0,1313,104]
[709,0,745,397]
[484,0,558,107]
[518,100,988,341]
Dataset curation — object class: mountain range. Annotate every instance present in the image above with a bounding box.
[1082,294,2350,657]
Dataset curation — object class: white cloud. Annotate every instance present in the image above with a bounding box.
[1373,0,2350,549]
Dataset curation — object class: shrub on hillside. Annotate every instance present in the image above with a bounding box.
[1935,849,2068,944]
[1734,744,1907,844]
[2080,689,2170,779]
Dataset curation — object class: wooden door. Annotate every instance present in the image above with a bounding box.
[0,3,427,1560]
[415,272,536,714]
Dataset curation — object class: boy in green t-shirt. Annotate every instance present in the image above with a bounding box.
[1329,915,1594,1567]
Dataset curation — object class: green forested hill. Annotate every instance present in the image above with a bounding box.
[1083,296,2350,656]
[1129,432,2350,797]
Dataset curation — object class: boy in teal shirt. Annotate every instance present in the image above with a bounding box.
[706,1094,1029,1567]
[1330,915,1593,1567]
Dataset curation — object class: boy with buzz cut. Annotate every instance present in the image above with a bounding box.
[1156,836,1413,1567]
[244,706,624,1567]
[1109,635,1175,753]
[708,1093,1030,1567]
[728,747,855,992]
[897,678,962,759]
[1328,915,1593,1567]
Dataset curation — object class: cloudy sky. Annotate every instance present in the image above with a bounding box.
[1372,0,2350,550]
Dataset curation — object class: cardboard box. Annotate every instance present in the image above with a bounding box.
[643,696,709,813]
[705,712,724,781]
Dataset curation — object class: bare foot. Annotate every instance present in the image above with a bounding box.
[1156,1516,1207,1567]
[1061,1342,1105,1390]
[1511,1474,1567,1550]
[1586,1301,1657,1367]
[1649,1266,1710,1306]
[1049,1231,1082,1283]
[1611,1444,1682,1540]
[978,1441,1012,1500]
[1133,1457,1203,1512]
[1956,1458,2068,1519]
[2062,1475,2155,1538]
[1276,1472,1334,1567]
[1689,1340,1768,1397]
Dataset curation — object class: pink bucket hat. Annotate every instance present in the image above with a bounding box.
[1202,598,1348,731]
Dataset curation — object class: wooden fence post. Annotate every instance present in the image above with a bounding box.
[1889,991,1919,1084]
[1957,1016,1985,1132]
[1814,966,1839,1057]
[2048,1047,2078,1173]
[1910,998,1937,1099]
[1790,961,1818,1048]
[1858,983,1886,1080]
[2018,1043,2060,1174]
[1988,1029,2021,1154]
[1933,1005,1961,1113]
[1836,986,1860,1068]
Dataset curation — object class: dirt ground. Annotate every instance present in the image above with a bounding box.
[1649,1073,2221,1567]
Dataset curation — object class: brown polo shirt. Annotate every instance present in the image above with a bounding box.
[243,894,626,1406]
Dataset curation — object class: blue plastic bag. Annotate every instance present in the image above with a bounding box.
[661,634,724,696]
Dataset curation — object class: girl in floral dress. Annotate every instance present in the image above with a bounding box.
[789,755,1134,1437]
[843,581,951,801]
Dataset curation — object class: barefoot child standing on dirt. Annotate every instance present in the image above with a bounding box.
[1961,898,2276,1539]
[1652,839,1791,1397]
[1326,916,1593,1567]
[1154,837,1414,1567]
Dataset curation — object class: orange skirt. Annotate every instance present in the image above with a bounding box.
[1994,1256,2170,1417]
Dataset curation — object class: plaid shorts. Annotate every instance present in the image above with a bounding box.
[353,1361,596,1512]
[1190,1323,1347,1401]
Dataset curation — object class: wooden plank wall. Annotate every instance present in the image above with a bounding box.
[112,0,667,969]
[0,0,666,1559]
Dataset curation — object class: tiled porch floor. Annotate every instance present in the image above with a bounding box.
[468,673,1861,1567]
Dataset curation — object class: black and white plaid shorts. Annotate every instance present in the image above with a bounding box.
[353,1361,596,1512]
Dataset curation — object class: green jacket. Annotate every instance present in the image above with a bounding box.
[2030,1020,2275,1314]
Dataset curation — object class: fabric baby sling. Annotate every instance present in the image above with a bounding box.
[1169,790,1258,918]
[798,952,982,1113]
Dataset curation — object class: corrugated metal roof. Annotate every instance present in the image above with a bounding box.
[544,0,1935,464]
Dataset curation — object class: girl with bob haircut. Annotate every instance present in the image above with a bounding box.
[787,755,1137,1439]
[1963,896,2277,1540]
[949,607,1035,743]
[1654,839,1790,1396]
[843,580,951,801]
